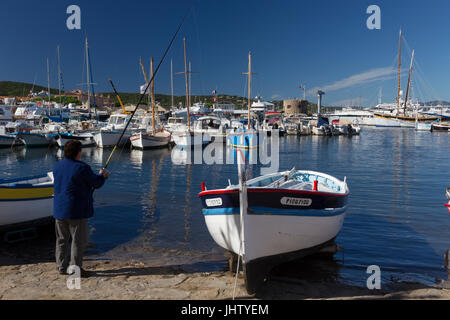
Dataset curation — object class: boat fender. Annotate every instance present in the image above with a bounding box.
[201,182,206,192]
[313,180,318,191]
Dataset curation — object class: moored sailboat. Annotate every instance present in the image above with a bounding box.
[172,38,211,147]
[130,57,171,150]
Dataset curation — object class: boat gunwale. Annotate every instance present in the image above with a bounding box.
[0,173,50,185]
[198,187,349,198]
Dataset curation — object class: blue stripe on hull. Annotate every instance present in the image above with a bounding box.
[203,206,346,217]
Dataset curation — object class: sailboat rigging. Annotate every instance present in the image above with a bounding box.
[102,7,190,169]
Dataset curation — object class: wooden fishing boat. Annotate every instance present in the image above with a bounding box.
[198,168,349,294]
[0,172,54,228]
[130,130,171,149]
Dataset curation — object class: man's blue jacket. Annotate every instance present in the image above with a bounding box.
[53,158,105,220]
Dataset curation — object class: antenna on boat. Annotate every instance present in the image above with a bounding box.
[102,7,191,171]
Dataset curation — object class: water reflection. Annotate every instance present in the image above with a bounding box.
[1,128,449,284]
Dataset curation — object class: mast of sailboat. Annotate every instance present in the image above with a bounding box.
[189,61,192,107]
[151,57,156,135]
[183,38,190,131]
[47,57,51,106]
[170,59,174,108]
[241,51,252,130]
[57,45,62,104]
[403,49,415,115]
[396,29,402,115]
[102,7,190,171]
[85,37,91,116]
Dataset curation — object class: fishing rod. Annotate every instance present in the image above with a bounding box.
[102,8,191,171]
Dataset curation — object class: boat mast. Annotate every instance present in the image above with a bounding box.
[170,59,174,108]
[151,57,156,135]
[183,38,190,131]
[189,61,192,107]
[403,49,415,115]
[57,45,61,104]
[247,51,251,130]
[46,57,51,105]
[396,29,402,115]
[85,37,91,116]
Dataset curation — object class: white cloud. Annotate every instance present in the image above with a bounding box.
[307,66,399,96]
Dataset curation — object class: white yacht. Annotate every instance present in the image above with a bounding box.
[172,102,211,119]
[212,103,235,115]
[93,114,132,148]
[250,98,275,113]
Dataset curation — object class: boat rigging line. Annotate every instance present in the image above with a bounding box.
[102,7,192,171]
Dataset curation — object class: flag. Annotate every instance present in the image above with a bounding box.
[140,84,149,94]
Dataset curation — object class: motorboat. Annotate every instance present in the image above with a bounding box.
[198,168,349,294]
[0,172,54,228]
[172,129,211,147]
[92,114,135,148]
[16,131,50,148]
[431,122,450,132]
[55,132,96,148]
[312,117,333,136]
[164,116,186,133]
[192,116,230,141]
[262,112,286,137]
[284,121,300,135]
[333,120,361,135]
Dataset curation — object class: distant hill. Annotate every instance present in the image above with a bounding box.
[2,81,339,113]
[0,81,60,96]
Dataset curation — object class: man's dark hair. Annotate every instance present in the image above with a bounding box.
[64,140,82,160]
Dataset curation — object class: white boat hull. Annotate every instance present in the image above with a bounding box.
[57,133,96,148]
[204,210,346,262]
[130,131,171,149]
[93,131,130,148]
[0,198,53,227]
[172,131,210,147]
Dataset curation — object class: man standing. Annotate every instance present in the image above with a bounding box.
[53,140,109,277]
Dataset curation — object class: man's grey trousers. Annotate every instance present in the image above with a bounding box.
[55,219,88,272]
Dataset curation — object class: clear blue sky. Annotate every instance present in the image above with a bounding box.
[0,0,449,106]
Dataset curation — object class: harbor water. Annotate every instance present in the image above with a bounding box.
[1,127,449,287]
